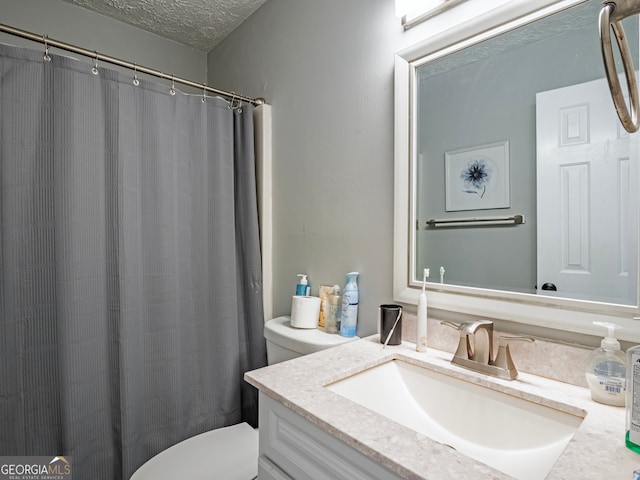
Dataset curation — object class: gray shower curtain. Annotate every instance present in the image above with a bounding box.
[0,44,267,479]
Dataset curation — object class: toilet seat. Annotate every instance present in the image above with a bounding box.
[129,422,258,480]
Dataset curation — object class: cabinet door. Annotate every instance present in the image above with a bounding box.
[259,393,403,480]
[258,455,293,480]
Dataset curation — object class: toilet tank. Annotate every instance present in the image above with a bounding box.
[264,316,359,364]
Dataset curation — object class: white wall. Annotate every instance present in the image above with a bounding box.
[0,0,206,87]
[206,0,523,336]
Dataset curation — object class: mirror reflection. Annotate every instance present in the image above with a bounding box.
[414,0,639,306]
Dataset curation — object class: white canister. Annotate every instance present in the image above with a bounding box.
[290,296,321,329]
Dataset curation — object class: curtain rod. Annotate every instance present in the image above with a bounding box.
[0,23,265,107]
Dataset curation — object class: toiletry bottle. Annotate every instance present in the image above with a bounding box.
[325,285,342,334]
[339,272,359,337]
[295,274,310,296]
[585,322,625,406]
[416,268,429,352]
[628,342,640,453]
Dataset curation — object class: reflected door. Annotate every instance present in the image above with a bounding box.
[536,77,638,304]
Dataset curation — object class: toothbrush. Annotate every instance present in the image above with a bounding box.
[416,268,429,352]
[382,309,403,349]
[422,268,429,293]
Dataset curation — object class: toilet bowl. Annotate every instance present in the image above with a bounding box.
[129,422,258,480]
[130,315,355,480]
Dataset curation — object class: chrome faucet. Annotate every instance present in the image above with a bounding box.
[441,320,534,380]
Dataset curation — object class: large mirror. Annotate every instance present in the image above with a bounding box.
[394,0,640,340]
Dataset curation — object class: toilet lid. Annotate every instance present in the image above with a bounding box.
[130,422,258,480]
[264,316,359,355]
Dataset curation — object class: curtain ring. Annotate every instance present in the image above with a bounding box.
[43,35,51,62]
[228,92,236,110]
[133,63,140,86]
[228,93,242,113]
[202,84,207,103]
[92,51,99,75]
[170,75,176,95]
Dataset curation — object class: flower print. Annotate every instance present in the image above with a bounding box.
[461,158,492,198]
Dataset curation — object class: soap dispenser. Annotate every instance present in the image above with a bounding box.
[295,274,310,296]
[585,322,626,407]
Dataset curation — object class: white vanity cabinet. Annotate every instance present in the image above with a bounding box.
[258,393,403,480]
[257,456,293,480]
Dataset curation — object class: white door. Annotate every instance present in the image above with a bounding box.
[536,77,638,305]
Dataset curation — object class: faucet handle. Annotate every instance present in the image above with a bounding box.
[440,320,461,330]
[440,321,472,360]
[440,320,494,332]
[493,336,535,380]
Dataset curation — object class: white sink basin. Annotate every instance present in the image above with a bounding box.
[325,359,584,480]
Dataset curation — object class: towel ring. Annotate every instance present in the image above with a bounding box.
[599,0,640,133]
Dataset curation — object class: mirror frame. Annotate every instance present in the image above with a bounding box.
[393,0,640,341]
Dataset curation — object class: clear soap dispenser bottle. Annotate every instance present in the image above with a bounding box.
[585,322,626,407]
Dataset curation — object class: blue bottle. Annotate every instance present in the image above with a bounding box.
[295,274,310,296]
[339,272,359,337]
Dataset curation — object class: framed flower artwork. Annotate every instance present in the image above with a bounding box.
[444,141,510,212]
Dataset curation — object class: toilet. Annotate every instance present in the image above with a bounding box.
[130,315,356,480]
[129,422,259,480]
[264,315,358,364]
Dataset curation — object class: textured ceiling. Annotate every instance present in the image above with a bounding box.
[61,0,267,52]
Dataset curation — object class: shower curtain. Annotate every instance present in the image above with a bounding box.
[0,44,267,479]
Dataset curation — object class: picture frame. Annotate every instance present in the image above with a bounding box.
[444,141,510,212]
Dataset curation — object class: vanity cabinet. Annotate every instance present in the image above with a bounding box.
[257,456,293,480]
[258,393,403,480]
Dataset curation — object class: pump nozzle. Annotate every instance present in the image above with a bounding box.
[594,321,622,350]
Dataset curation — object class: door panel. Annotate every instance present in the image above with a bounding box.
[536,77,638,304]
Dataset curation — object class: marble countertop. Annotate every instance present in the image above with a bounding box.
[245,336,640,479]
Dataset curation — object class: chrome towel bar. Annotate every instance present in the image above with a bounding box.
[426,214,525,227]
[599,0,640,133]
